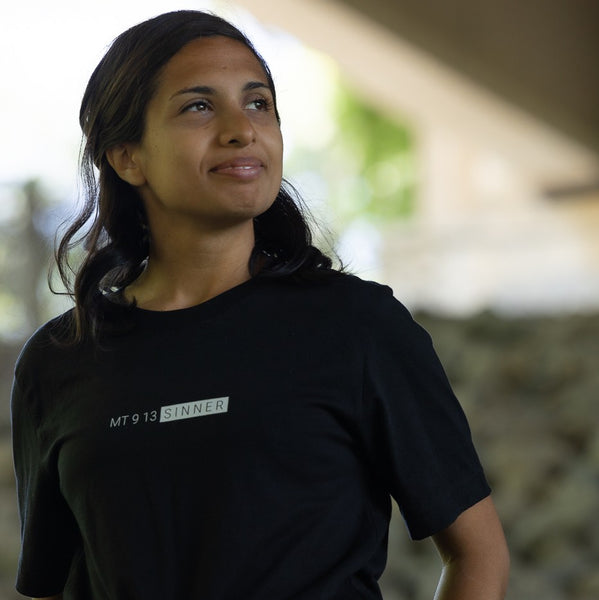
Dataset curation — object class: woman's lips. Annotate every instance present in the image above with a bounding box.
[210,157,264,178]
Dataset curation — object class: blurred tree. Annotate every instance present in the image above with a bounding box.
[285,78,417,229]
[0,180,54,341]
[333,84,416,220]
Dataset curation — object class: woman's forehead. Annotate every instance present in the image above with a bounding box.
[160,37,269,86]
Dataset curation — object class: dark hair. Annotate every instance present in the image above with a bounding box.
[55,10,339,343]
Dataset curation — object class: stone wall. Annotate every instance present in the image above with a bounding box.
[1,311,597,599]
[380,311,599,599]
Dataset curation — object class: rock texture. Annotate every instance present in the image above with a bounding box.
[1,312,598,599]
[380,311,599,599]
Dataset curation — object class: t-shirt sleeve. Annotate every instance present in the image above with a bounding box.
[357,283,491,540]
[11,353,79,597]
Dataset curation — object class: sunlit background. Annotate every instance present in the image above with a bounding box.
[1,1,598,598]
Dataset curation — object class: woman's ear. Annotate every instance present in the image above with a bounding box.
[105,143,146,186]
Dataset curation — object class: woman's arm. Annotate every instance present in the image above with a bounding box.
[432,495,509,600]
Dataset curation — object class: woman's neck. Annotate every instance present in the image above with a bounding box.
[126,220,255,311]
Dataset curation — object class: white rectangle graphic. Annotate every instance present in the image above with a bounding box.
[160,397,229,423]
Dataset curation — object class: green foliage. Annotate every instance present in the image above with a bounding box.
[331,81,416,222]
[334,83,412,166]
[285,78,417,227]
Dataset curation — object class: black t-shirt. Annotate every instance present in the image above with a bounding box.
[11,275,490,599]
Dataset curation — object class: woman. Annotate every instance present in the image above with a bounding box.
[12,10,509,600]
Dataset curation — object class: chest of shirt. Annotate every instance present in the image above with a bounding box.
[43,319,367,512]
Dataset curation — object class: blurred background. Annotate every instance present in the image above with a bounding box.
[1,0,598,598]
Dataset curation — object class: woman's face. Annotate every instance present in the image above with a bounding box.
[125,36,283,232]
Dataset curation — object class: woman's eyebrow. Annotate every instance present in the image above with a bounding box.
[169,85,214,100]
[243,81,270,92]
[169,81,271,101]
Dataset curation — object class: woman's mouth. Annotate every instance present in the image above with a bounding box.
[210,157,264,178]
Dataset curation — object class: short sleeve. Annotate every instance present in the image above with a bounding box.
[358,284,490,540]
[11,362,79,597]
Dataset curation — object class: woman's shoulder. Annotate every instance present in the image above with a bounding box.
[331,272,394,297]
[323,273,411,313]
[270,272,414,325]
[14,309,77,380]
[278,271,392,296]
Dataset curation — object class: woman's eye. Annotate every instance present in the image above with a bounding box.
[184,100,211,113]
[246,98,272,111]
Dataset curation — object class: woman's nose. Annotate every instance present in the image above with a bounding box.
[218,109,256,147]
